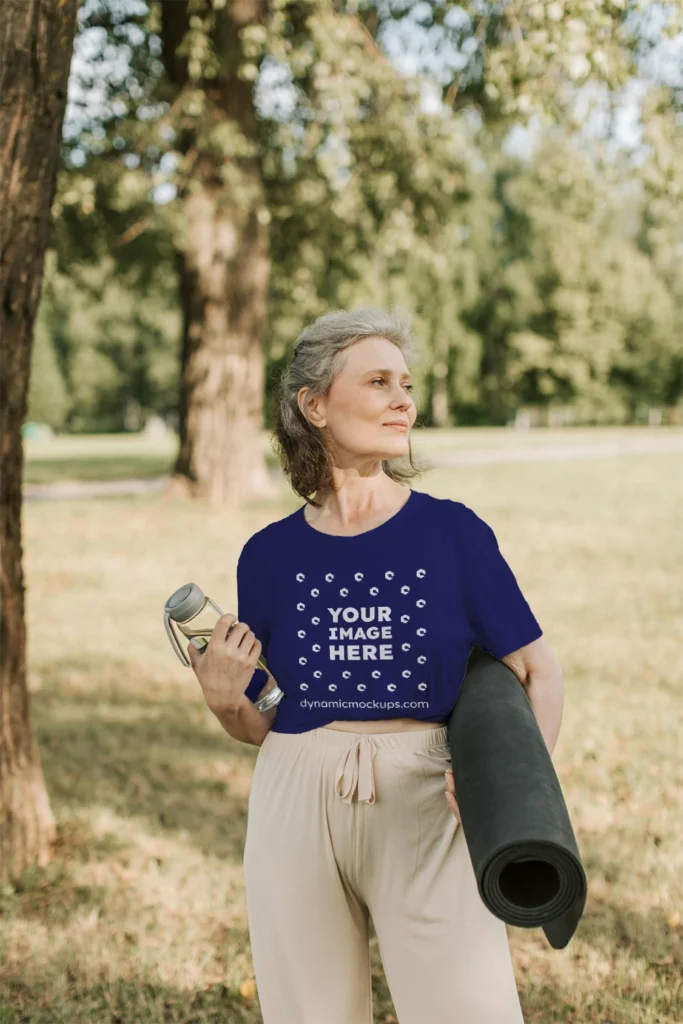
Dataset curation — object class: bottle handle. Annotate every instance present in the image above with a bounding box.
[164,613,191,667]
[165,596,272,678]
[164,596,225,667]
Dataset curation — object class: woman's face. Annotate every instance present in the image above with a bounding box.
[299,335,417,465]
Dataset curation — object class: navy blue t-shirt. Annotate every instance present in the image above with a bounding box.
[236,488,543,735]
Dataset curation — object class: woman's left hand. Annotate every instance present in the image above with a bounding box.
[445,769,461,822]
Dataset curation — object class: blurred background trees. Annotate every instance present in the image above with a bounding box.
[28,0,683,489]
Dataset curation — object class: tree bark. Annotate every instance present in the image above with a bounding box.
[160,0,276,510]
[170,171,274,509]
[0,0,79,886]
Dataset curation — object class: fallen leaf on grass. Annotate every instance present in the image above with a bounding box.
[240,979,256,999]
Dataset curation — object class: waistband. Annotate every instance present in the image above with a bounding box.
[266,724,449,806]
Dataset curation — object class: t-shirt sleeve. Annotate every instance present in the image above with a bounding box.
[456,504,543,660]
[236,538,271,704]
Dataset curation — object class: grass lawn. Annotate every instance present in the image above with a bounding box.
[2,429,682,1023]
[22,433,178,485]
[21,425,680,484]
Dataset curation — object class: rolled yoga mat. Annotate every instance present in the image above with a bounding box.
[446,645,587,950]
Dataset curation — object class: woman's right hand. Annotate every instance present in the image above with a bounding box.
[187,612,262,714]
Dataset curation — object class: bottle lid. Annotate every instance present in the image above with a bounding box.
[164,583,205,623]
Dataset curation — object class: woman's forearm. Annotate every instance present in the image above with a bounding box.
[211,694,276,746]
[525,670,564,757]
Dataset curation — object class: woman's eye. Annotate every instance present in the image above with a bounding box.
[372,378,413,392]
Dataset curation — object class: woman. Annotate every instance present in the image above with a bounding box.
[189,307,546,1023]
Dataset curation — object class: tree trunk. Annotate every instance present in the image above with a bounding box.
[0,0,79,886]
[161,0,277,510]
[169,176,275,509]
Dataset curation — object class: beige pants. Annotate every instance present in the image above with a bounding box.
[244,725,525,1024]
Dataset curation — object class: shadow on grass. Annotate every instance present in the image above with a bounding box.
[32,673,258,866]
[23,456,174,485]
[22,451,283,486]
[17,662,681,1024]
[520,904,681,1024]
[582,887,683,983]
[0,935,400,1024]
[0,974,259,1024]
[512,880,683,1023]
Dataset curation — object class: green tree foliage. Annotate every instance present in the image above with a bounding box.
[29,252,180,432]
[33,0,683,440]
[26,323,70,430]
[490,135,679,423]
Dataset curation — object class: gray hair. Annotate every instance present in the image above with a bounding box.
[270,306,433,507]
